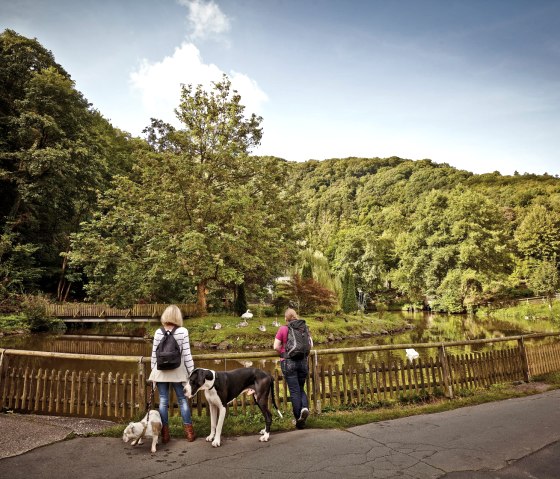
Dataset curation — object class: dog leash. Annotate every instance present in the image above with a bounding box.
[140,410,150,440]
[145,382,155,414]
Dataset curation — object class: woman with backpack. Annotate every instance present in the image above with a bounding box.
[149,304,196,443]
[273,307,313,429]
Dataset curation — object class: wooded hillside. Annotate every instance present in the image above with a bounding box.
[2,30,559,313]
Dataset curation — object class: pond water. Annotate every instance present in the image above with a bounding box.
[2,312,557,375]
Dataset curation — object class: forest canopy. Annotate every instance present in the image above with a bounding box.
[1,30,559,314]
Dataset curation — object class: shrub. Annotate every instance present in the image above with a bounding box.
[20,294,64,332]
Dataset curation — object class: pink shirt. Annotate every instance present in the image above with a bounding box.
[275,325,289,358]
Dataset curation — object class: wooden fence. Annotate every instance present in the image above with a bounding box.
[1,333,560,421]
[46,336,151,356]
[46,303,198,319]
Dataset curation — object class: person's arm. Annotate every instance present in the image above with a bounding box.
[274,326,286,354]
[180,328,195,376]
[151,329,162,370]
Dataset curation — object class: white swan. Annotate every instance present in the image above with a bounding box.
[405,348,420,361]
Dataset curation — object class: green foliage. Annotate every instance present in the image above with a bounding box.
[0,231,42,297]
[297,249,342,300]
[515,204,560,261]
[20,294,64,331]
[3,31,560,313]
[277,274,337,314]
[341,268,357,313]
[0,313,29,333]
[69,77,298,310]
[301,261,313,280]
[527,260,559,300]
[0,30,136,300]
[482,299,560,322]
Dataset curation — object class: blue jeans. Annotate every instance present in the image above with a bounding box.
[157,382,192,425]
[281,357,309,419]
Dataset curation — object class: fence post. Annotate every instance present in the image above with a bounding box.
[438,345,453,399]
[0,349,6,409]
[311,350,321,414]
[517,337,531,382]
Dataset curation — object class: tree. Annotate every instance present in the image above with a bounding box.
[527,259,559,306]
[277,274,337,314]
[0,30,119,298]
[234,283,248,317]
[301,261,313,280]
[341,268,357,313]
[515,204,560,261]
[69,77,297,312]
[392,187,512,311]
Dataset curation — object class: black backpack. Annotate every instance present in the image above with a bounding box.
[284,319,311,360]
[156,326,182,370]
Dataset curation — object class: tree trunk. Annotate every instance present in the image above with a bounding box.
[57,254,68,302]
[197,280,207,315]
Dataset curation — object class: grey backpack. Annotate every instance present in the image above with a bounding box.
[285,320,311,359]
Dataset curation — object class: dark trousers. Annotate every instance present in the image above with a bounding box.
[281,357,309,419]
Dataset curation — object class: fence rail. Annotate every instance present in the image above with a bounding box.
[1,333,560,421]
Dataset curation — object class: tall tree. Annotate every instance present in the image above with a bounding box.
[0,30,119,298]
[69,77,297,312]
[527,259,559,306]
[515,204,560,261]
[341,268,357,313]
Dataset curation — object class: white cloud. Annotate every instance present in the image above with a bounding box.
[129,42,267,128]
[178,0,230,40]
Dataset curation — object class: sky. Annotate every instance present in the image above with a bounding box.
[1,0,559,176]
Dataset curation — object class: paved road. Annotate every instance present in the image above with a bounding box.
[1,389,560,478]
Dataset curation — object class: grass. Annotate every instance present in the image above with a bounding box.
[98,373,560,439]
[480,299,560,323]
[143,311,411,350]
[0,314,30,334]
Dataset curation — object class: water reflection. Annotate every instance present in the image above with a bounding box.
[1,312,557,374]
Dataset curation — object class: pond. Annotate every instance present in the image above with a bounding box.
[1,312,557,375]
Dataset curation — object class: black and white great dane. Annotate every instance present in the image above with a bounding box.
[185,367,282,447]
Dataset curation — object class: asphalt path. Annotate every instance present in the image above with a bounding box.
[1,389,560,478]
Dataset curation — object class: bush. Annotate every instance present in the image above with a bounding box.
[20,295,64,332]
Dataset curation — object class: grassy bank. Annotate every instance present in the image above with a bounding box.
[0,314,29,335]
[99,372,560,439]
[145,312,412,350]
[480,299,560,323]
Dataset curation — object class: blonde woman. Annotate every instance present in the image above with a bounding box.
[149,305,195,443]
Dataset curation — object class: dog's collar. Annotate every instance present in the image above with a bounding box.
[208,371,217,391]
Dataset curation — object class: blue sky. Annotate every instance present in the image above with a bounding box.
[2,0,559,175]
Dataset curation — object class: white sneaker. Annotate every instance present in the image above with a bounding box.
[296,407,309,428]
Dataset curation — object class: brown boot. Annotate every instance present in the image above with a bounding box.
[184,424,196,442]
[161,425,170,444]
